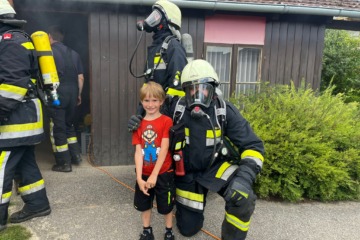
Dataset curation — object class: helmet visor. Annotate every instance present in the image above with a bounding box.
[184,83,214,108]
[144,9,162,32]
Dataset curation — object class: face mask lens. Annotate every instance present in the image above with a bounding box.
[184,83,214,108]
[143,9,162,32]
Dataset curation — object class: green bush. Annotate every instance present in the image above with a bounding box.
[232,83,360,202]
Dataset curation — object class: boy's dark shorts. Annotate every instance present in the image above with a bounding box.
[134,170,175,215]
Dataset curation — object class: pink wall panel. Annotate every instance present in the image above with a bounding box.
[205,15,266,45]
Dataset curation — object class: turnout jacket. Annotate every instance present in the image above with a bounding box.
[174,100,264,191]
[145,29,187,97]
[0,25,44,147]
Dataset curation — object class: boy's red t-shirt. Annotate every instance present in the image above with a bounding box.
[132,114,173,176]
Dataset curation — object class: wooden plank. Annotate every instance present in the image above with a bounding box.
[313,25,326,90]
[261,22,272,83]
[284,22,296,84]
[268,22,280,85]
[99,13,111,165]
[276,22,288,84]
[306,25,318,88]
[291,23,303,86]
[89,13,102,165]
[109,13,120,165]
[298,24,310,87]
[118,13,131,165]
[196,17,205,59]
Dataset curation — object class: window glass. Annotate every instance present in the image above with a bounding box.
[206,46,232,99]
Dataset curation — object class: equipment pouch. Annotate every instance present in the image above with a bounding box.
[169,122,185,154]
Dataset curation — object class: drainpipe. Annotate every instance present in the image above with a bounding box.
[63,0,360,18]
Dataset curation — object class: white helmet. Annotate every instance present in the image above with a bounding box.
[181,59,220,108]
[0,0,15,17]
[0,0,26,27]
[153,0,181,30]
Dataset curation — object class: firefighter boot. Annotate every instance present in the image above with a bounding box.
[52,152,72,172]
[68,139,82,165]
[10,206,51,223]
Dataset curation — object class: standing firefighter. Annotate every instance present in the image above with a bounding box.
[0,0,51,231]
[172,59,264,239]
[128,0,187,130]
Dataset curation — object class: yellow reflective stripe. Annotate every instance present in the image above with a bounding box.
[175,140,185,151]
[166,88,185,97]
[19,179,45,196]
[0,83,27,101]
[185,127,190,144]
[31,78,37,84]
[206,129,221,138]
[0,99,43,139]
[215,161,239,181]
[225,211,251,232]
[21,41,35,50]
[154,55,164,64]
[67,137,78,144]
[241,150,264,162]
[176,188,204,202]
[168,191,171,205]
[176,188,204,211]
[1,191,12,204]
[0,152,11,203]
[56,144,69,152]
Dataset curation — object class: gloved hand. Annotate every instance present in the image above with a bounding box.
[128,115,143,132]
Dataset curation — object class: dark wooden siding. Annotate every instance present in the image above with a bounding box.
[89,11,205,165]
[261,20,326,89]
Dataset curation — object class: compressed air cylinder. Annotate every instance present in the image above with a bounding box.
[31,31,60,106]
[30,31,60,88]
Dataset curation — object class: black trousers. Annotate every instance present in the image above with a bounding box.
[47,87,80,165]
[0,146,50,225]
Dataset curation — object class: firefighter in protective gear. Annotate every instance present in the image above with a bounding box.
[47,25,84,172]
[173,59,264,240]
[0,0,51,231]
[128,0,187,131]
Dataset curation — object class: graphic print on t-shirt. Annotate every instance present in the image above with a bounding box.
[142,124,159,165]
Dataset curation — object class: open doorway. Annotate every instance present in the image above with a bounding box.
[16,10,90,160]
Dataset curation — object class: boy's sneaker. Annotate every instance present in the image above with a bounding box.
[139,230,154,240]
[164,231,175,240]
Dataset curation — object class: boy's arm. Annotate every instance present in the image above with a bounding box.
[134,144,149,196]
[146,137,169,188]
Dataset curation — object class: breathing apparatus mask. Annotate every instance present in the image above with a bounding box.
[136,9,166,33]
[182,79,215,119]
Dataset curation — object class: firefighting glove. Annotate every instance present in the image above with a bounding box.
[128,115,143,132]
[223,162,256,207]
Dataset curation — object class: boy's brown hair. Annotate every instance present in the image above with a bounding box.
[140,81,165,102]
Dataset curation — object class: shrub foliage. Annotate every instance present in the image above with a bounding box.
[232,83,360,202]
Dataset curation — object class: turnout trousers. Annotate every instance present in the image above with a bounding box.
[0,146,50,225]
[48,85,81,165]
[175,163,257,240]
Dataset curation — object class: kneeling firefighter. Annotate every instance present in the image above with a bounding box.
[128,0,188,131]
[171,59,265,239]
[0,0,50,232]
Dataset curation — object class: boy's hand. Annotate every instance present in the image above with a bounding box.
[137,179,150,196]
[146,174,158,189]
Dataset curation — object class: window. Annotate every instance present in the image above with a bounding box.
[206,44,262,99]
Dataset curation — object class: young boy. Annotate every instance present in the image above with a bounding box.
[132,81,175,240]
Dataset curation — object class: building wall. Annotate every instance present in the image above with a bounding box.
[261,18,327,88]
[89,10,205,165]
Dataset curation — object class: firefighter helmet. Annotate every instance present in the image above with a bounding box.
[0,0,15,17]
[153,0,181,30]
[0,0,26,27]
[181,59,220,108]
[181,59,220,87]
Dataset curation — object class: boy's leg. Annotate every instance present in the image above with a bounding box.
[141,209,152,227]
